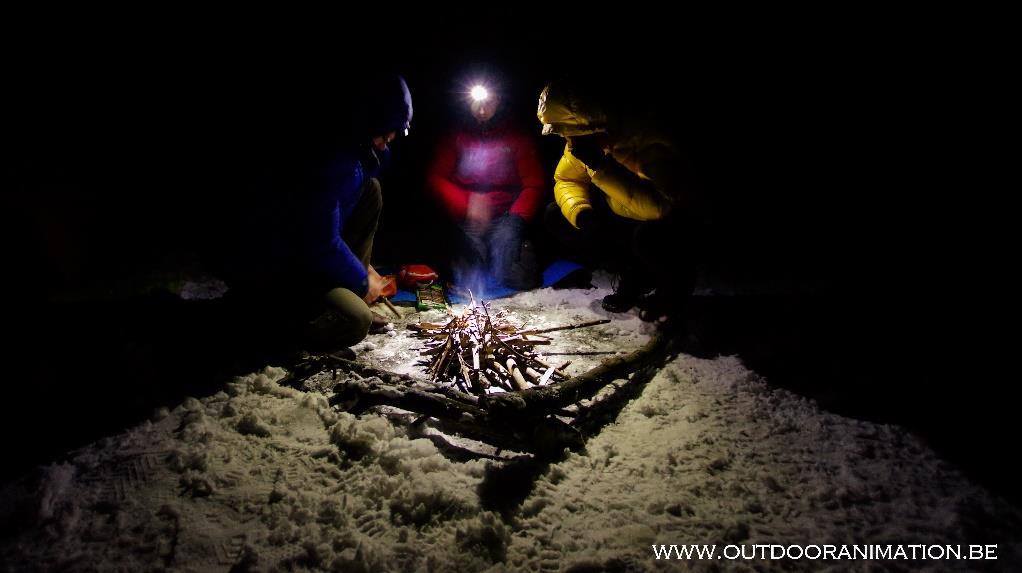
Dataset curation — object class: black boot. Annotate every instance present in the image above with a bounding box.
[602,273,652,313]
[640,279,694,324]
[639,290,675,322]
[368,311,392,334]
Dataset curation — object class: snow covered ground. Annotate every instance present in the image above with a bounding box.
[2,278,1020,571]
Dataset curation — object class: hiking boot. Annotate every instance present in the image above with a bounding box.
[638,292,671,322]
[639,286,691,323]
[601,273,652,313]
[327,347,356,361]
[368,312,391,334]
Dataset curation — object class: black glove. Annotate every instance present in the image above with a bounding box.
[574,209,598,231]
[567,136,608,170]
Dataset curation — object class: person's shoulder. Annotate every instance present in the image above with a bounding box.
[325,143,364,170]
[329,152,361,171]
[324,150,367,188]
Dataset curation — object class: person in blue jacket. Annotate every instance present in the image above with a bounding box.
[245,74,413,352]
[305,76,412,348]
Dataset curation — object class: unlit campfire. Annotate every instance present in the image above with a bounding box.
[409,296,610,396]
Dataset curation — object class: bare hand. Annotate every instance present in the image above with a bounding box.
[466,193,494,230]
[363,266,385,304]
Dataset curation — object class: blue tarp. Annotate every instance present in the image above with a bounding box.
[383,260,586,304]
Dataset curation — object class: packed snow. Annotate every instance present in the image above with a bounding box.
[2,279,1020,571]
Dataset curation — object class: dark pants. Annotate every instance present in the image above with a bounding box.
[451,215,539,291]
[544,197,699,304]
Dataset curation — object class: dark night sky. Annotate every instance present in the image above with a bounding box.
[0,20,986,374]
[7,26,928,292]
[3,19,995,365]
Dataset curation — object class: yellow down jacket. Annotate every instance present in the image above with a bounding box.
[538,84,687,227]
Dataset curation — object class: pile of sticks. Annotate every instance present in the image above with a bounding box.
[409,296,609,396]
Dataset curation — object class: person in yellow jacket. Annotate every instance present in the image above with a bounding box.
[537,79,701,322]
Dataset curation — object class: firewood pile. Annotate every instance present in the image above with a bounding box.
[409,297,610,396]
[282,299,670,456]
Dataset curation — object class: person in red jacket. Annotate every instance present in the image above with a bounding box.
[428,81,545,290]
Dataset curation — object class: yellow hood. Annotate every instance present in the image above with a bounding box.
[537,82,608,137]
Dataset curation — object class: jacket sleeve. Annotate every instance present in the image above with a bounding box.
[427,133,471,221]
[311,158,369,297]
[508,133,546,221]
[590,143,678,221]
[553,146,593,228]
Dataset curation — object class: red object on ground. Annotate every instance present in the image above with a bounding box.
[398,264,439,289]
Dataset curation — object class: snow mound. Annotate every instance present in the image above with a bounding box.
[2,288,1020,570]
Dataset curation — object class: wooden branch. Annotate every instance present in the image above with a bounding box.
[507,338,551,346]
[505,357,529,391]
[519,319,610,335]
[314,355,480,407]
[485,335,667,415]
[291,339,679,459]
[380,297,402,319]
[330,378,582,456]
[410,303,582,393]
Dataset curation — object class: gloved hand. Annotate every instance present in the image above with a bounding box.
[574,208,599,232]
[567,135,608,170]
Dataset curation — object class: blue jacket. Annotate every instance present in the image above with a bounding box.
[296,149,383,298]
[240,147,381,299]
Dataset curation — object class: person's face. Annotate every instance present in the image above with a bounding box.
[372,131,397,152]
[470,94,500,124]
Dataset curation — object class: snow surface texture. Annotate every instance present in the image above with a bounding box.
[3,280,1021,571]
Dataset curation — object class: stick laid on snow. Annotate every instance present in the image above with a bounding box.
[518,319,611,335]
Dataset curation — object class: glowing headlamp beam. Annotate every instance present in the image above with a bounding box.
[470,85,489,102]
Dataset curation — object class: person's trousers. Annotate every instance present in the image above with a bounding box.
[452,214,539,290]
[544,199,700,299]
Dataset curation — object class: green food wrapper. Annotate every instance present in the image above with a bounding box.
[415,284,448,311]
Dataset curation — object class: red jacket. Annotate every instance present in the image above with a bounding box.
[428,122,545,222]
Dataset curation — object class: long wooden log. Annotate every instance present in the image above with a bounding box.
[485,335,667,415]
[318,356,480,407]
[292,349,666,456]
[330,378,582,456]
